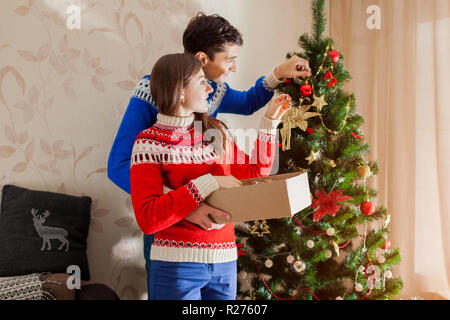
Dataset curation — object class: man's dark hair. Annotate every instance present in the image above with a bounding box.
[183,13,243,60]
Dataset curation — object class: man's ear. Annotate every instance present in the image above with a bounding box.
[195,51,209,66]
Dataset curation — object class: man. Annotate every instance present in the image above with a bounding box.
[107,13,311,298]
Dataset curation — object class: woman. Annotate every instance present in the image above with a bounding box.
[130,53,291,300]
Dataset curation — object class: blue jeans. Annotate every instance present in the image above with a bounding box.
[143,233,154,300]
[149,260,237,300]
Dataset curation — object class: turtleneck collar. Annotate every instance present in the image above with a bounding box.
[156,113,195,127]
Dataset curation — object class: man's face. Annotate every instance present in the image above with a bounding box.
[200,44,239,83]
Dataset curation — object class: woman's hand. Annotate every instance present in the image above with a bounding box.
[265,94,291,120]
[213,175,242,189]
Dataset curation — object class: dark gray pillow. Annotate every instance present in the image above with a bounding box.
[0,185,91,280]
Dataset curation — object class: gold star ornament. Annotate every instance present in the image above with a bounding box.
[311,94,328,112]
[305,150,320,165]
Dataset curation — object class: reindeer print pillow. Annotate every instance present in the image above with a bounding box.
[0,185,91,280]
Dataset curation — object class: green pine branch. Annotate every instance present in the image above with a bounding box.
[312,0,326,40]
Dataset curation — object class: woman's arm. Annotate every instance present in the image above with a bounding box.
[228,94,291,179]
[130,162,218,235]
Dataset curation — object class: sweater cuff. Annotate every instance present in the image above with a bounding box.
[258,117,279,143]
[191,174,219,200]
[264,68,285,90]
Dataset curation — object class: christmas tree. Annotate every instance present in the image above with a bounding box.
[236,0,403,300]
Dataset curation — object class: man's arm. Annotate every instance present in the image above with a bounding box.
[212,56,311,117]
[107,76,158,194]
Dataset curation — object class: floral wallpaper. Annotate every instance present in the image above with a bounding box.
[1,0,312,299]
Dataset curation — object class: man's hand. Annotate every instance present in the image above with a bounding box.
[184,202,231,231]
[274,55,312,80]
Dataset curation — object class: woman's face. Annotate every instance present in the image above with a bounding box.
[179,68,214,115]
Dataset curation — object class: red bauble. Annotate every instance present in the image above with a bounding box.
[327,78,338,88]
[306,128,314,135]
[324,71,333,80]
[300,84,312,97]
[328,50,340,63]
[382,239,391,250]
[284,79,293,84]
[360,201,375,216]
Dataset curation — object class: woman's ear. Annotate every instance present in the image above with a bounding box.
[195,51,208,66]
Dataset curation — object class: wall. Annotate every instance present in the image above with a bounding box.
[0,0,315,299]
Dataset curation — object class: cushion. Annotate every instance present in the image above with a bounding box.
[0,273,76,300]
[0,185,91,280]
[0,273,46,300]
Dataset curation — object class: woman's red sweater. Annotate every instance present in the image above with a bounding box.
[130,112,278,263]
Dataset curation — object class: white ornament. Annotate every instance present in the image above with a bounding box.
[306,240,315,248]
[385,270,393,279]
[293,260,306,273]
[375,248,383,257]
[325,249,332,259]
[326,228,335,236]
[355,283,364,292]
[378,256,386,264]
[336,296,344,300]
[265,259,273,268]
[286,255,295,264]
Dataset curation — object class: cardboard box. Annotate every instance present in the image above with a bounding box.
[206,171,311,224]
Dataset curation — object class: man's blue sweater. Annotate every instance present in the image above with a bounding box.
[107,73,280,194]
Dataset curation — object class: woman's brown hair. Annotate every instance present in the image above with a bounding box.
[150,53,228,154]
